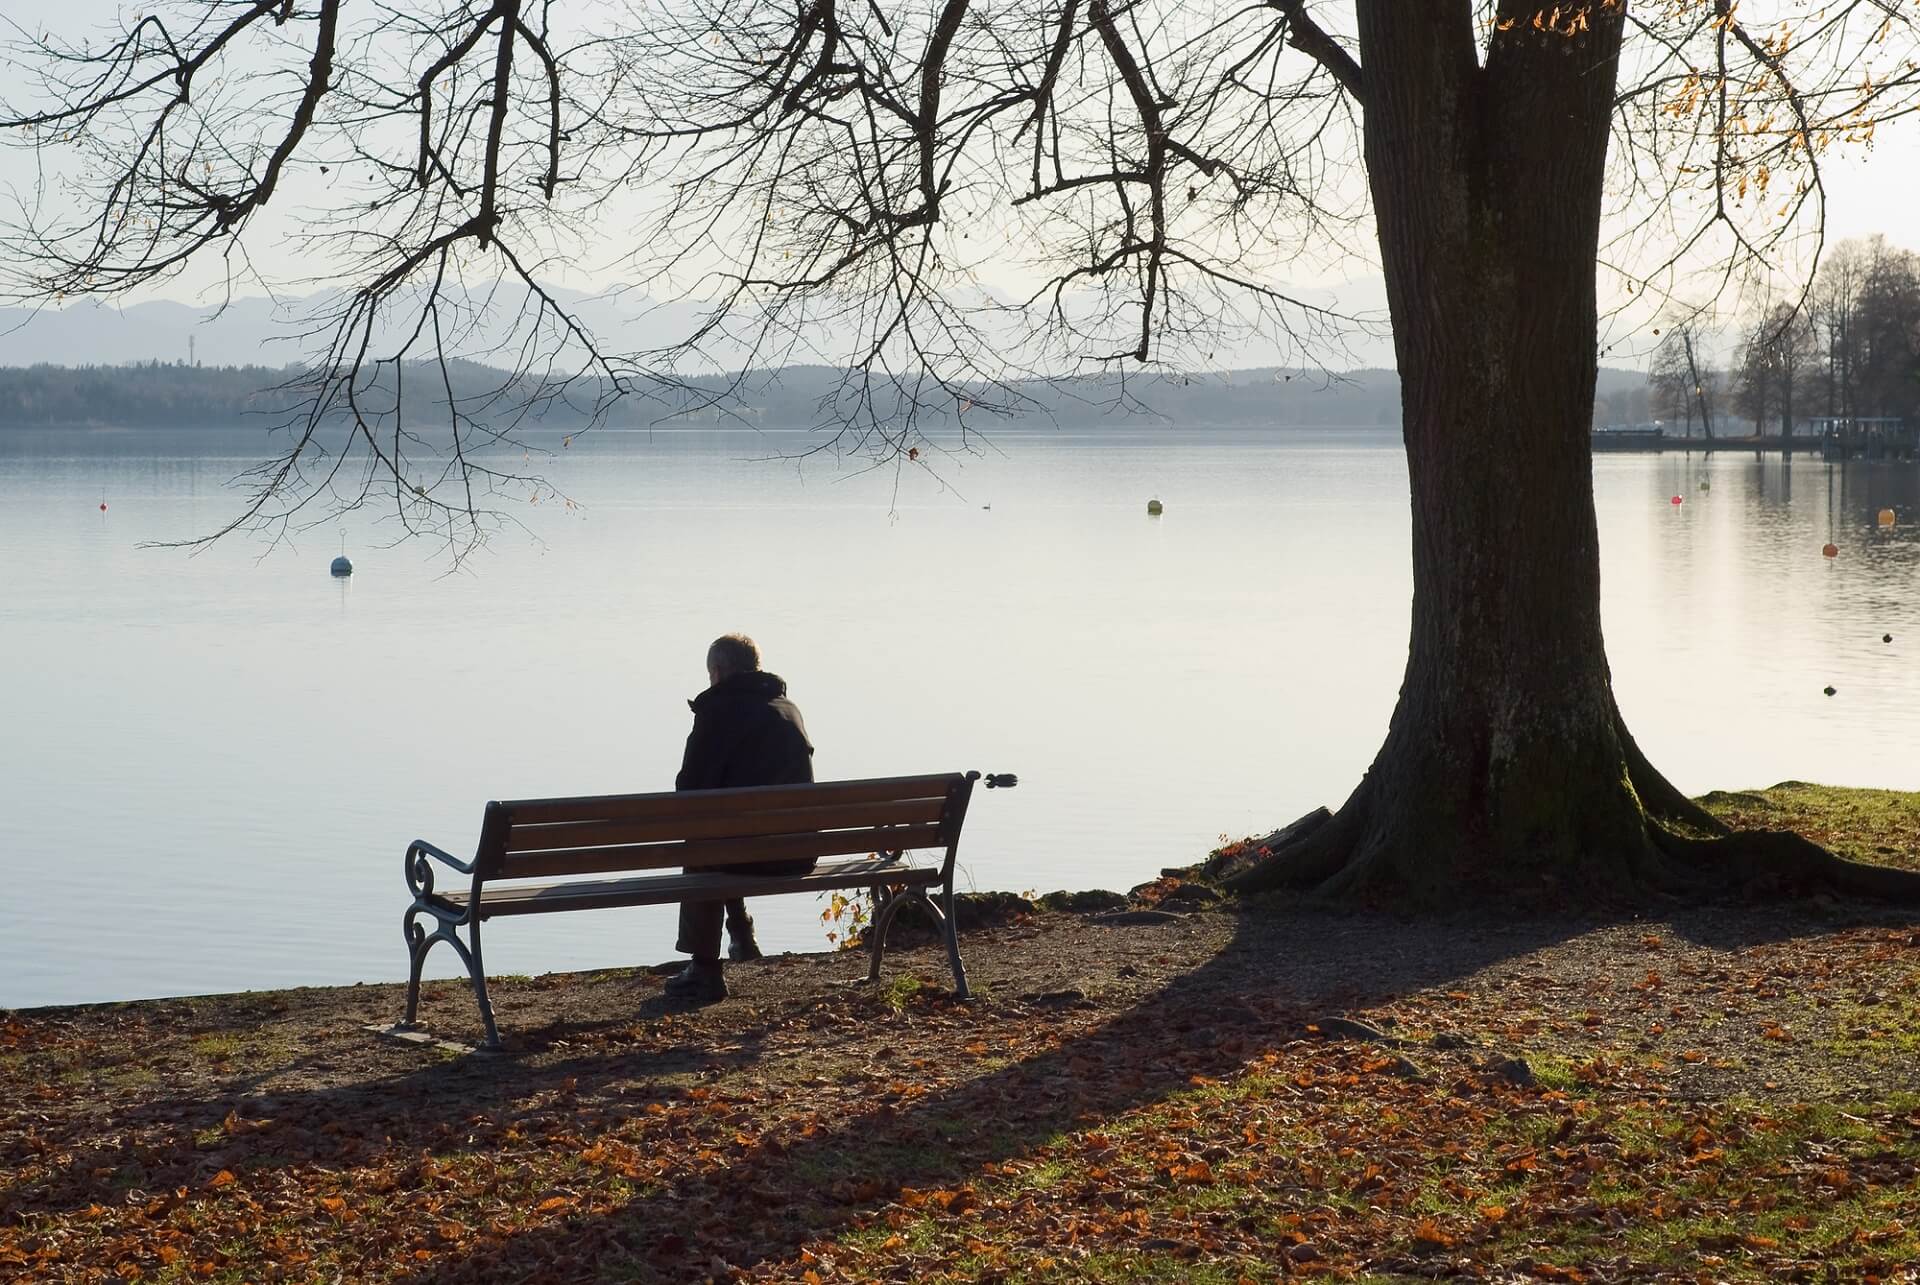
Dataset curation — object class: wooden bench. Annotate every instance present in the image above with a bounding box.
[399,771,1010,1047]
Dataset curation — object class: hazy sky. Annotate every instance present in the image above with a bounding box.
[2,2,1916,372]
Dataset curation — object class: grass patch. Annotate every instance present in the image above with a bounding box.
[876,975,925,1011]
[186,1033,244,1063]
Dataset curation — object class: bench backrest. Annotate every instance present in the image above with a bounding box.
[472,773,977,882]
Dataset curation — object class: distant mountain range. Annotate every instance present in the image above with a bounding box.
[0,288,723,370]
[0,279,1397,372]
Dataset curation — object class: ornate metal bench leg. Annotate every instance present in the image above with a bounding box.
[939,883,971,1000]
[866,886,910,985]
[401,909,433,1027]
[400,906,500,1049]
[444,920,501,1050]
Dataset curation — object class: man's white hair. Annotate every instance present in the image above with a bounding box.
[707,633,760,677]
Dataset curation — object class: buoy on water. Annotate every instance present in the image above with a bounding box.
[1699,480,1711,492]
[1670,495,1684,506]
[1824,685,1837,697]
[330,555,353,578]
[98,502,107,512]
[1878,508,1897,527]
[1884,634,1894,644]
[1822,542,1840,559]
[1147,498,1164,516]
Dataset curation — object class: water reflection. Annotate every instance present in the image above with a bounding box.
[1601,451,1918,808]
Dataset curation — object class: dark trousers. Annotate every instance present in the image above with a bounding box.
[675,860,817,960]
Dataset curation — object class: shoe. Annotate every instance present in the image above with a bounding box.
[663,961,727,1003]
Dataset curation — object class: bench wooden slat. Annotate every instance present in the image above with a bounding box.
[504,796,948,852]
[443,855,940,917]
[499,774,962,826]
[494,822,947,881]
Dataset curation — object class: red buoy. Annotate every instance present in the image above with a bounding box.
[99,502,107,512]
[1822,542,1839,558]
[1670,495,1683,506]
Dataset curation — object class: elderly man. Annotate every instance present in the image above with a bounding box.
[666,633,816,1003]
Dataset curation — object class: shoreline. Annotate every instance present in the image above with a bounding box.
[8,781,1920,1021]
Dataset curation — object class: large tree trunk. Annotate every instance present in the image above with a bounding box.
[1330,3,1652,902]
[1230,3,1790,904]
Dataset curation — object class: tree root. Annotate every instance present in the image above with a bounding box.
[1614,702,1727,835]
[1652,826,1920,902]
[1223,783,1374,895]
[1208,688,1917,905]
[1221,785,1920,908]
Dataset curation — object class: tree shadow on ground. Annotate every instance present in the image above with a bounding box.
[1657,897,1920,952]
[389,899,1920,1282]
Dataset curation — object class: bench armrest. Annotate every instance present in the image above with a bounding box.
[408,838,475,873]
[406,838,477,901]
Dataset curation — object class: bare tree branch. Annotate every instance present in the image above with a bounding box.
[2,1,1916,558]
[1269,0,1364,102]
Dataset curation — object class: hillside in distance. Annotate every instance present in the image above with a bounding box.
[0,360,1651,432]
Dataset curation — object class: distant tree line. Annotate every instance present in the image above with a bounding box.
[1618,238,1920,439]
[1736,236,1920,435]
[0,360,302,427]
[0,360,1433,431]
[3,353,1681,435]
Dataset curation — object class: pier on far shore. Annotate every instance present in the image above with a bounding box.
[1593,415,1916,460]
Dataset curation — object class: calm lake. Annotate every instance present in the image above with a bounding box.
[3,426,1917,1008]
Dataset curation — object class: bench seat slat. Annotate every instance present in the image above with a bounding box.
[443,855,939,917]
[495,822,946,880]
[500,774,962,825]
[504,797,948,852]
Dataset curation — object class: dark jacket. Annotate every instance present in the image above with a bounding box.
[675,671,815,792]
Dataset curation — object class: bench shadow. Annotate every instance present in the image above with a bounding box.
[387,907,1595,1282]
[7,908,1511,1226]
[0,1007,786,1221]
